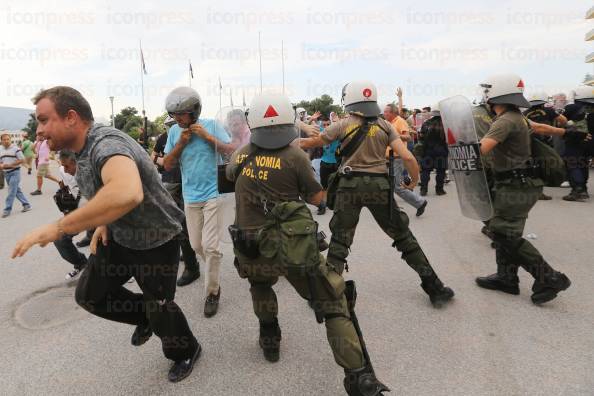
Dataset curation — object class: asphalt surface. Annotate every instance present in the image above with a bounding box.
[0,165,593,396]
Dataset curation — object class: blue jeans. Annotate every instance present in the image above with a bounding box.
[3,170,30,214]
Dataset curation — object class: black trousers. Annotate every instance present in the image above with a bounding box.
[164,182,198,272]
[75,237,198,362]
[54,234,87,269]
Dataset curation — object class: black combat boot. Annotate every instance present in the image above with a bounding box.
[476,249,520,295]
[176,266,201,287]
[531,271,571,305]
[475,273,520,295]
[344,365,390,396]
[420,186,428,196]
[562,187,586,202]
[420,276,454,308]
[259,318,281,362]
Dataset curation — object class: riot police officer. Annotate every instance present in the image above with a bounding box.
[226,93,389,396]
[561,86,594,202]
[475,74,571,304]
[418,104,448,196]
[523,92,567,200]
[301,81,454,308]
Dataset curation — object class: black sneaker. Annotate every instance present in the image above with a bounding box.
[317,206,326,215]
[30,190,42,196]
[76,237,91,248]
[168,343,202,383]
[435,187,447,196]
[476,273,520,295]
[176,267,200,287]
[531,273,571,305]
[420,187,428,196]
[131,323,153,346]
[65,268,82,280]
[416,201,428,217]
[204,287,220,318]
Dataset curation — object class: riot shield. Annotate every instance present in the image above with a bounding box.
[438,95,493,221]
[215,106,251,243]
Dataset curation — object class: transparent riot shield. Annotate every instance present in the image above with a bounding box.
[215,106,251,243]
[438,95,494,221]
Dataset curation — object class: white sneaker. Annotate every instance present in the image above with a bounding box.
[65,268,82,280]
[560,181,570,188]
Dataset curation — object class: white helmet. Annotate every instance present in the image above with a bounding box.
[164,115,176,127]
[341,80,381,117]
[573,85,594,104]
[528,92,549,106]
[246,94,298,149]
[480,73,530,108]
[430,102,440,117]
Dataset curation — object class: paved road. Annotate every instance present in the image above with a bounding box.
[0,166,593,396]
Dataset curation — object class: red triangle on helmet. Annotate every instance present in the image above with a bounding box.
[447,128,457,145]
[517,80,525,88]
[263,105,279,118]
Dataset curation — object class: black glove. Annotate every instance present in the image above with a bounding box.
[53,186,80,214]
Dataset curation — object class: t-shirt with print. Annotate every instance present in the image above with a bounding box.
[164,119,231,204]
[226,144,322,229]
[484,110,531,173]
[321,115,398,174]
[75,123,184,250]
[0,144,24,174]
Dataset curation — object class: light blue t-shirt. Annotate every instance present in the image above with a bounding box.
[321,140,340,164]
[164,119,231,203]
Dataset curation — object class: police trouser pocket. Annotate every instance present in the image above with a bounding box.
[316,262,346,300]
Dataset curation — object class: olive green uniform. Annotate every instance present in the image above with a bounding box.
[227,144,365,370]
[322,116,451,297]
[484,110,557,284]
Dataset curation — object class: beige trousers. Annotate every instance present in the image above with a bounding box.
[184,199,223,295]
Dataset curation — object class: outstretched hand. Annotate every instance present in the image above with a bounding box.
[12,222,61,258]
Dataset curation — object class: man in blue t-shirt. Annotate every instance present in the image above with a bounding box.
[163,87,234,318]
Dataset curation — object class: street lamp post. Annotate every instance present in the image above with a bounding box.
[109,96,115,127]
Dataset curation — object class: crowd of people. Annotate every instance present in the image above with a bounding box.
[2,74,592,395]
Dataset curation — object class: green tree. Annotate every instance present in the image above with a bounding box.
[295,94,342,119]
[114,107,143,132]
[21,113,38,140]
[152,112,169,135]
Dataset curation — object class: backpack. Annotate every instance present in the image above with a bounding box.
[232,147,321,274]
[257,201,320,276]
[522,117,566,187]
[530,134,566,187]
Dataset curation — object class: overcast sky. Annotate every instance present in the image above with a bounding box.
[0,0,592,121]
